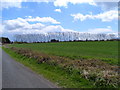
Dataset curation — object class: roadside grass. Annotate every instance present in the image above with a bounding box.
[3,47,119,88]
[9,41,118,65]
[3,47,95,88]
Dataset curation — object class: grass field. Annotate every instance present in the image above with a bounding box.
[3,47,94,88]
[4,41,119,88]
[9,41,118,65]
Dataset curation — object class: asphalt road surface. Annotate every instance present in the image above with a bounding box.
[2,48,57,88]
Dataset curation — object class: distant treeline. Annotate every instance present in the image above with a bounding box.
[14,39,120,44]
[14,32,119,43]
[0,37,11,44]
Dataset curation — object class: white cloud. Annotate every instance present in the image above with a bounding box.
[3,17,115,36]
[1,0,22,9]
[54,9,61,13]
[2,17,75,36]
[71,10,118,22]
[87,27,113,33]
[3,17,47,30]
[4,16,60,25]
[5,25,75,35]
[25,16,60,24]
[0,0,96,10]
[36,25,76,33]
[53,0,118,10]
[31,23,45,29]
[95,2,118,11]
[1,0,118,11]
[3,18,31,30]
[1,0,53,9]
[95,10,118,22]
[107,26,111,29]
[54,0,96,8]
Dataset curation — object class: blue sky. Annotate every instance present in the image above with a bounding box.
[1,0,118,40]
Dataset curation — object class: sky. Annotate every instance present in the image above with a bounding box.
[0,0,119,40]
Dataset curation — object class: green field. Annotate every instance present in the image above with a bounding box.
[5,41,119,88]
[3,47,94,88]
[10,41,118,65]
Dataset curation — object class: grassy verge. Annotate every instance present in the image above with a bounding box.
[3,47,95,88]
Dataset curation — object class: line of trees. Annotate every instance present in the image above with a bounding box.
[14,32,118,43]
[0,37,11,44]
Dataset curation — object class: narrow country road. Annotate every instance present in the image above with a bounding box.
[2,48,57,88]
